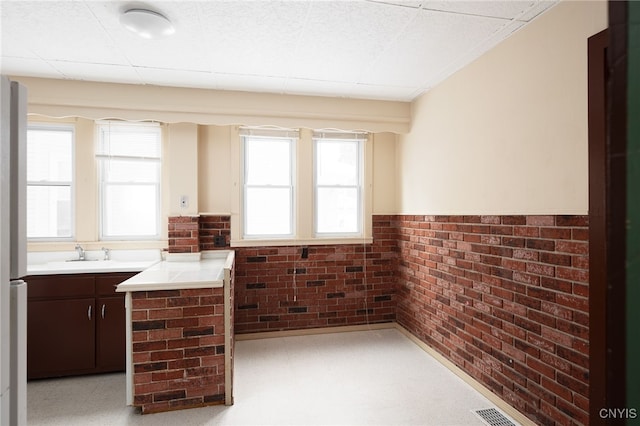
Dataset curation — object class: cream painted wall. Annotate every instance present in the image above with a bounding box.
[397,0,608,215]
[198,125,233,214]
[74,118,98,242]
[15,77,410,134]
[167,123,199,216]
[372,132,397,215]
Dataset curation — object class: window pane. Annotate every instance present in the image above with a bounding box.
[316,140,358,186]
[245,188,291,236]
[102,159,159,183]
[103,185,158,237]
[98,125,161,158]
[27,186,72,238]
[27,128,73,182]
[316,188,359,234]
[98,122,161,240]
[245,138,291,185]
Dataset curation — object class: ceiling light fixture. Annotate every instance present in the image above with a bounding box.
[120,8,175,39]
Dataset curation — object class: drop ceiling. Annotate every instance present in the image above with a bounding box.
[0,0,557,102]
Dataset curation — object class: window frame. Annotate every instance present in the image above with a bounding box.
[231,127,373,247]
[96,121,162,241]
[313,136,364,238]
[241,132,297,239]
[26,123,76,241]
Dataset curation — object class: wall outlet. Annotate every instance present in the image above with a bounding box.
[180,195,188,208]
[214,235,226,247]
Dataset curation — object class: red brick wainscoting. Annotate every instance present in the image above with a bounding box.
[395,215,589,426]
[168,216,200,253]
[234,216,398,333]
[131,288,226,414]
[165,214,590,425]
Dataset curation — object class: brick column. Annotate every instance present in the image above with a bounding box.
[168,216,200,253]
[131,288,226,413]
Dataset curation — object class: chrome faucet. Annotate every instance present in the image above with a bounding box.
[75,244,85,261]
[101,247,111,261]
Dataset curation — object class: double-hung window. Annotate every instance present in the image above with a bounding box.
[96,122,161,240]
[314,132,365,236]
[242,128,296,238]
[26,125,74,240]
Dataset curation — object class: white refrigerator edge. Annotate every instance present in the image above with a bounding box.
[1,75,28,426]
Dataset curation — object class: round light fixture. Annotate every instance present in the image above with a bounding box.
[120,8,175,39]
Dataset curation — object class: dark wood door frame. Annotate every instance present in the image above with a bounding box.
[588,27,609,425]
[588,1,629,422]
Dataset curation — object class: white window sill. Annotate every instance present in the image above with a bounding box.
[230,237,373,247]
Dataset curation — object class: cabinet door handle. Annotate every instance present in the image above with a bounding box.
[101,304,106,319]
[87,305,92,321]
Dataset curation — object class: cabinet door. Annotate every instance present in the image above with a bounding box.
[95,273,134,372]
[27,298,96,379]
[96,296,126,372]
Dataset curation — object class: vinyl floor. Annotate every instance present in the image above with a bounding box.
[27,327,511,426]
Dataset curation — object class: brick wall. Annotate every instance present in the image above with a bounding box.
[394,215,589,426]
[168,216,200,253]
[234,216,398,333]
[168,215,231,253]
[131,288,226,413]
[164,213,590,424]
[199,215,231,250]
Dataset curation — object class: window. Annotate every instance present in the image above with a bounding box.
[314,132,364,236]
[242,129,296,238]
[26,125,74,239]
[97,122,161,240]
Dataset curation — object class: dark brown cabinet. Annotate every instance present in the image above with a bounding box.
[26,272,136,379]
[95,274,130,372]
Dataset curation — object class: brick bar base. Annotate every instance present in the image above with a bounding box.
[131,288,226,414]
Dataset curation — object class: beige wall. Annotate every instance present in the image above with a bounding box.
[397,0,608,215]
[15,77,410,134]
[372,132,397,215]
[198,125,233,214]
[167,123,199,216]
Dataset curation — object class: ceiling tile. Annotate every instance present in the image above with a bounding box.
[2,1,128,65]
[196,1,309,76]
[134,67,217,90]
[517,1,557,21]
[360,8,508,88]
[0,0,558,101]
[421,1,535,19]
[48,60,143,85]
[0,56,62,79]
[214,73,287,94]
[289,1,417,83]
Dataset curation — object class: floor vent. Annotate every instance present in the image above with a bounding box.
[473,408,518,426]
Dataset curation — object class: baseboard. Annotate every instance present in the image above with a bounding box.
[392,323,536,426]
[235,322,396,341]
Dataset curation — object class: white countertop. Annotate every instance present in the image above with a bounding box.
[116,250,234,292]
[27,260,160,275]
[26,249,162,276]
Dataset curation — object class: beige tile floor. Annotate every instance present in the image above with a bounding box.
[27,328,513,425]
